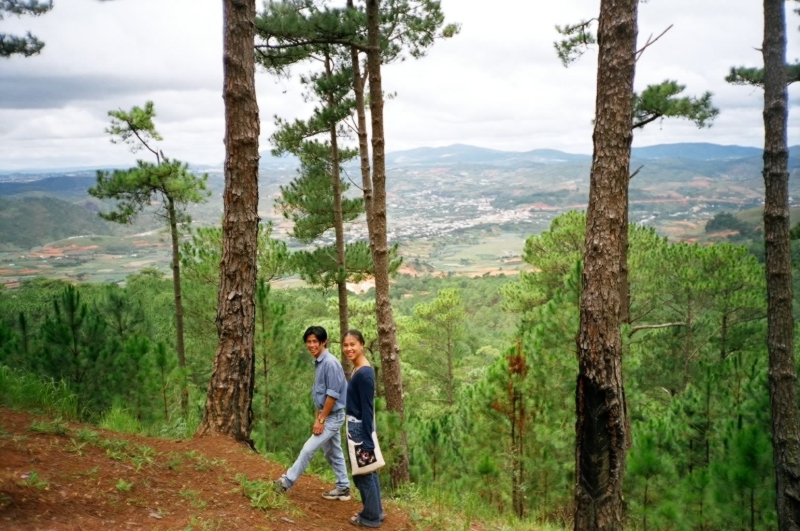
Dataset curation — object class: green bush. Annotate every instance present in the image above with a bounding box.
[0,366,79,420]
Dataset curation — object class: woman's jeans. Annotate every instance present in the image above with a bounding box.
[283,408,349,490]
[348,419,383,527]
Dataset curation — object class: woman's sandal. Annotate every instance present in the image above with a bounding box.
[351,513,386,523]
[349,515,369,527]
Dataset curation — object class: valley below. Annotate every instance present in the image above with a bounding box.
[0,142,797,288]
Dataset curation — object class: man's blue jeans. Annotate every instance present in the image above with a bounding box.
[283,408,349,490]
[348,419,383,527]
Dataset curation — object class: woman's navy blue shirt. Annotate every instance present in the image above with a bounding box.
[346,366,375,450]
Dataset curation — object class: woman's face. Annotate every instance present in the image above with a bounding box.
[343,334,364,361]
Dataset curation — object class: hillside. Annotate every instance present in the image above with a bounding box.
[0,197,121,250]
[0,175,99,197]
[0,407,415,531]
[1,141,798,285]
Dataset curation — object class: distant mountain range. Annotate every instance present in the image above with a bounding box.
[258,142,800,170]
[2,143,797,176]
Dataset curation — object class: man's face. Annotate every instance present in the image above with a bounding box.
[305,334,325,357]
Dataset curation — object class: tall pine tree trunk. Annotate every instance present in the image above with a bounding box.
[198,0,260,445]
[325,54,351,378]
[762,0,800,526]
[166,196,189,416]
[573,0,637,529]
[347,1,373,224]
[366,0,410,487]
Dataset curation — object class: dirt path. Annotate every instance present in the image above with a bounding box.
[0,408,412,531]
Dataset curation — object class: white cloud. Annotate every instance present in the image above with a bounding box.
[0,0,798,170]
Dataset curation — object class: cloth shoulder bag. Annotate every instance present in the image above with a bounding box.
[347,424,385,475]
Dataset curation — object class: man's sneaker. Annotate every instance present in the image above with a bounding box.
[273,477,289,493]
[322,486,351,501]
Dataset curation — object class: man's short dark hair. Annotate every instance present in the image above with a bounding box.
[303,326,328,343]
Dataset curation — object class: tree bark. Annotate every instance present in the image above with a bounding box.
[198,0,260,446]
[366,0,410,487]
[763,0,800,527]
[325,54,352,378]
[347,0,373,226]
[166,196,189,416]
[620,197,630,325]
[573,0,637,529]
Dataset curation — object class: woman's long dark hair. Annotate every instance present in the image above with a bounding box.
[343,329,365,345]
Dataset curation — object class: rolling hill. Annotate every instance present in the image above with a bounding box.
[0,197,120,249]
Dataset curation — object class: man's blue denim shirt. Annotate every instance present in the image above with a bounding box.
[312,349,347,412]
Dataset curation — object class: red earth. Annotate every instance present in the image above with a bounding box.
[0,408,413,531]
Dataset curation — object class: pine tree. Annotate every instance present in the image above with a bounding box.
[256,0,456,485]
[0,0,53,58]
[409,289,467,406]
[761,0,800,525]
[199,0,261,444]
[572,0,637,528]
[88,101,210,416]
[266,53,365,372]
[555,7,718,324]
[39,285,108,413]
[153,341,173,421]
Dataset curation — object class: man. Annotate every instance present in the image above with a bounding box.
[274,326,351,500]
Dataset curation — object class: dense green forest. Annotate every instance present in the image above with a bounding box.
[2,210,798,529]
[3,0,800,529]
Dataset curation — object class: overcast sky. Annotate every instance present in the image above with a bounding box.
[1,0,798,170]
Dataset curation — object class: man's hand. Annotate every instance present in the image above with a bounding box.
[312,418,325,435]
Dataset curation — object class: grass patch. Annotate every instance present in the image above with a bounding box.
[393,483,570,531]
[76,428,100,444]
[19,471,48,490]
[183,515,223,531]
[65,438,88,455]
[184,450,225,472]
[115,479,134,492]
[99,405,142,434]
[179,489,207,509]
[236,473,295,513]
[0,366,79,420]
[30,417,68,436]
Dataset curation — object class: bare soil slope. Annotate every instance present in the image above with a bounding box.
[0,408,411,531]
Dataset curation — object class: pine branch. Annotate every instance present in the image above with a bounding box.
[628,322,686,338]
[635,24,673,62]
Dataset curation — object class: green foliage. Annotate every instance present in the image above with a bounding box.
[179,488,207,509]
[406,289,467,406]
[632,80,719,129]
[236,473,294,512]
[502,210,584,322]
[30,417,68,435]
[292,241,401,289]
[554,18,719,131]
[725,61,800,87]
[105,101,163,152]
[115,478,134,492]
[0,196,122,249]
[274,150,363,243]
[90,158,209,225]
[553,19,596,67]
[19,471,48,489]
[705,211,756,239]
[0,0,53,58]
[181,222,292,390]
[87,98,211,349]
[99,405,143,435]
[0,202,782,527]
[0,365,79,419]
[255,0,459,71]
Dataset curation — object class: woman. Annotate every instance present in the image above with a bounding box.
[344,329,384,528]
